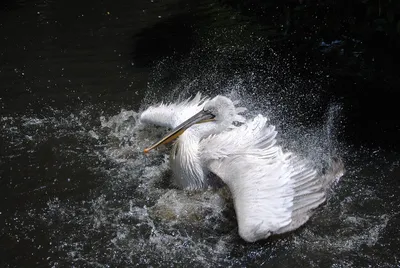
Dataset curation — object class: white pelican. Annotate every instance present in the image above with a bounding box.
[140,93,344,242]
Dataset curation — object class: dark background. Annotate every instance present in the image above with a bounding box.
[1,0,399,266]
[1,0,399,150]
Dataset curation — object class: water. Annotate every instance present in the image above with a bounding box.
[1,0,399,267]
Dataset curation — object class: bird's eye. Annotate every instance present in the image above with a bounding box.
[203,109,214,116]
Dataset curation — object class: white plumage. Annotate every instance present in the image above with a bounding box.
[140,93,246,129]
[140,93,344,242]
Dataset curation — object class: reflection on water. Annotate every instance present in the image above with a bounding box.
[1,0,399,267]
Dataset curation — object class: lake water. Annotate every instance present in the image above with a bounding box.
[1,0,399,267]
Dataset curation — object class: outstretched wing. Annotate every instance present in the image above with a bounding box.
[139,92,210,129]
[201,115,332,242]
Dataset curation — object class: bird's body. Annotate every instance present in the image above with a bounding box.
[141,93,247,189]
[140,93,344,242]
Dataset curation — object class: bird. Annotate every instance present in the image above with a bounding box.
[139,92,344,242]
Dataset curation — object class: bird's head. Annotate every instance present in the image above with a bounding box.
[203,95,236,123]
[144,95,245,153]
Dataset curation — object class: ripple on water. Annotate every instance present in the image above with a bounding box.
[1,76,398,267]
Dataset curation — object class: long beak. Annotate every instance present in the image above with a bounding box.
[144,110,215,153]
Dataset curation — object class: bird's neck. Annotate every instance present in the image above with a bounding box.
[170,128,206,190]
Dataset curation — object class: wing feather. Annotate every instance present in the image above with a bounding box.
[203,115,337,242]
[201,115,279,161]
[139,92,247,128]
[209,155,294,242]
[139,92,210,129]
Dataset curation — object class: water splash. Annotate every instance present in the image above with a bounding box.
[1,87,396,267]
[1,38,398,268]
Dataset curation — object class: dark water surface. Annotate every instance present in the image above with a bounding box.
[1,0,400,267]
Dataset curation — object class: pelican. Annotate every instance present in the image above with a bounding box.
[140,93,344,242]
